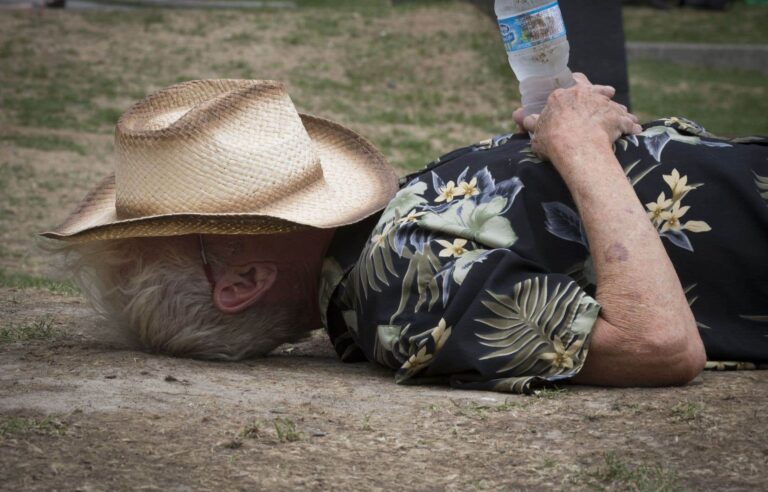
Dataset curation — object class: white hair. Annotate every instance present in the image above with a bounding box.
[49,237,312,360]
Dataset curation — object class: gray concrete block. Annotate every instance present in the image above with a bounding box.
[626,42,768,74]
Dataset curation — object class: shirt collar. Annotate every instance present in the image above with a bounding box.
[317,212,382,328]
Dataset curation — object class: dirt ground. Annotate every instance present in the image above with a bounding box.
[1,4,767,491]
[1,288,767,491]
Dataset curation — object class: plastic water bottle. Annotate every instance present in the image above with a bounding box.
[494,0,576,116]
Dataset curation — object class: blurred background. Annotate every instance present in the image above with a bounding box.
[0,0,766,280]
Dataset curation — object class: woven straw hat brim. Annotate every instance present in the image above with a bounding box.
[42,113,399,242]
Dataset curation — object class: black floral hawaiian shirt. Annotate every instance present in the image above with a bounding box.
[320,118,768,394]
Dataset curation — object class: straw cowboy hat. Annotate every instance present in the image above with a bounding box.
[43,79,399,242]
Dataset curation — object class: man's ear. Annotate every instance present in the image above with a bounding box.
[212,263,278,314]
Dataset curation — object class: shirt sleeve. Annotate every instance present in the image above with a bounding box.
[344,234,601,394]
[408,248,600,394]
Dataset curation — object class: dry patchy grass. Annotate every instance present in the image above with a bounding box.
[1,4,765,286]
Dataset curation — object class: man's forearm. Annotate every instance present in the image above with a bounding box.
[552,138,687,317]
[550,137,705,385]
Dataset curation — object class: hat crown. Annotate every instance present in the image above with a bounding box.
[114,80,322,219]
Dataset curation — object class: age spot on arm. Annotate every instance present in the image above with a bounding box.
[604,242,629,263]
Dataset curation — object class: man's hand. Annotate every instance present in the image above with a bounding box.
[513,73,642,162]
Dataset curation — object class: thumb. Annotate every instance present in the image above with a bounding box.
[513,107,526,133]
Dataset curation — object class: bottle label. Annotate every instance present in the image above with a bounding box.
[497,1,567,53]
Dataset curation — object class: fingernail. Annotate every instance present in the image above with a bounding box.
[633,124,643,134]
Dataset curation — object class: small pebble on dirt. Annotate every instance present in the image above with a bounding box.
[217,439,243,450]
[163,375,190,385]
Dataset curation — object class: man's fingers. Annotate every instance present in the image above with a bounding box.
[513,107,526,133]
[620,116,643,135]
[609,101,631,117]
[523,114,540,133]
[608,100,641,125]
[607,101,642,136]
[611,102,627,113]
[574,73,614,99]
[592,84,616,99]
[572,72,591,86]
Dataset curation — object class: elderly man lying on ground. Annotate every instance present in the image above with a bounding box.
[45,77,767,394]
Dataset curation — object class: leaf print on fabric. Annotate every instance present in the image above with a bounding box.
[740,315,768,323]
[354,227,444,326]
[420,197,518,249]
[684,283,700,307]
[355,179,435,300]
[378,180,428,226]
[683,284,711,329]
[644,168,711,252]
[490,176,524,205]
[431,241,493,306]
[661,116,716,138]
[541,202,595,290]
[354,166,527,326]
[473,132,515,151]
[565,256,596,290]
[475,277,598,376]
[341,309,359,336]
[662,229,694,252]
[420,166,524,249]
[519,145,544,164]
[399,210,426,224]
[613,134,639,153]
[451,248,493,285]
[360,222,399,294]
[623,159,661,187]
[489,133,515,149]
[754,172,768,205]
[730,136,767,144]
[388,244,443,323]
[373,324,404,366]
[395,318,453,382]
[639,125,731,163]
[542,202,587,247]
[319,257,345,329]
